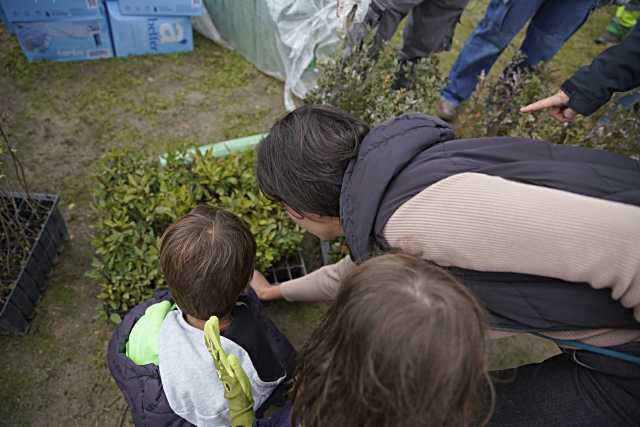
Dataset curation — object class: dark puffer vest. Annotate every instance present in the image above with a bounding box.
[340,113,640,333]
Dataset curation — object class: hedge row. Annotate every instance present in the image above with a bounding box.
[89,148,302,318]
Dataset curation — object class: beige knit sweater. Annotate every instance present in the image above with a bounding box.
[279,173,640,347]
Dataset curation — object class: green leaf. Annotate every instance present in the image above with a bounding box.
[154,206,173,216]
[110,313,122,324]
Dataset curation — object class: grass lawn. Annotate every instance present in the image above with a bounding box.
[0,2,616,425]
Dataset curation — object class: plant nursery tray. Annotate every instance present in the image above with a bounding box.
[265,250,307,285]
[0,193,68,335]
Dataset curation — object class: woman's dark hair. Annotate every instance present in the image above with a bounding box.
[159,205,256,320]
[256,104,369,217]
[292,252,493,427]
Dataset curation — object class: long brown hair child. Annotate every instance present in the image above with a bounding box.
[291,252,493,427]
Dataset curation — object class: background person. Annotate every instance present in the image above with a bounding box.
[343,0,470,89]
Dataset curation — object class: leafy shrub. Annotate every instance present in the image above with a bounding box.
[579,104,640,159]
[456,63,597,149]
[307,42,639,159]
[90,148,303,318]
[457,57,640,158]
[305,38,444,126]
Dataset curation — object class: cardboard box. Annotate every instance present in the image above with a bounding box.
[15,6,113,62]
[0,2,15,33]
[118,0,202,17]
[0,0,102,23]
[106,1,193,57]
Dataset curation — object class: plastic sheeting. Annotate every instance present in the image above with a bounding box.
[195,0,342,110]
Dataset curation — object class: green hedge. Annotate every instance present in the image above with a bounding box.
[89,148,303,318]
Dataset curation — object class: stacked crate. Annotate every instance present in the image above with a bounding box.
[0,0,202,62]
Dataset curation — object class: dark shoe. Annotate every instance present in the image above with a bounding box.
[594,31,622,45]
[435,99,458,122]
[391,58,419,91]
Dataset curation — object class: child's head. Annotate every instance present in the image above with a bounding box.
[292,252,491,427]
[159,205,256,321]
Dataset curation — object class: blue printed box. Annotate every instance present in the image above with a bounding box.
[118,0,202,16]
[15,8,113,62]
[106,1,193,57]
[0,1,15,34]
[0,0,102,23]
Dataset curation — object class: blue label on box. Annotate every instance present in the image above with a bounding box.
[106,1,193,57]
[15,7,113,62]
[1,0,102,23]
[118,0,202,16]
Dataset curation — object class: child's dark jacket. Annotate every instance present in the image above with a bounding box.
[107,289,296,426]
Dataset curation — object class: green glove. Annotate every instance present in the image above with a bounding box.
[204,316,256,427]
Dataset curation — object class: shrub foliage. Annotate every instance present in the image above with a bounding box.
[90,148,303,317]
[307,43,639,159]
[456,59,640,159]
[305,39,444,125]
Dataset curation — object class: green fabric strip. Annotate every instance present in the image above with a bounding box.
[126,301,176,366]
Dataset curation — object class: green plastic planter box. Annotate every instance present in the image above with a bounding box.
[159,133,267,166]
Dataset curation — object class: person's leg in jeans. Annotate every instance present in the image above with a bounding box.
[482,346,640,426]
[399,0,470,61]
[439,0,545,108]
[520,0,598,68]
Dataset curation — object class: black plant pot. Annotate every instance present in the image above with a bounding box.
[265,250,307,285]
[0,193,68,335]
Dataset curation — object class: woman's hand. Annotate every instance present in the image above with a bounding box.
[250,270,283,301]
[520,90,577,122]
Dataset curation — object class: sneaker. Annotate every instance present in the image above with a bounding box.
[435,99,458,122]
[594,31,622,45]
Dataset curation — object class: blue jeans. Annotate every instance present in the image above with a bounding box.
[441,0,597,106]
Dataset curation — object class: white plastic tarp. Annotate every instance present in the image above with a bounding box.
[195,0,369,110]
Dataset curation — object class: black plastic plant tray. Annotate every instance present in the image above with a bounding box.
[265,250,307,285]
[0,193,68,335]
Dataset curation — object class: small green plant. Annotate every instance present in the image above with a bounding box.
[457,56,640,158]
[456,56,586,143]
[0,123,47,307]
[90,148,303,318]
[305,37,444,126]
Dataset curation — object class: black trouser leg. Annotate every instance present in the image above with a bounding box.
[482,344,640,426]
[399,0,470,60]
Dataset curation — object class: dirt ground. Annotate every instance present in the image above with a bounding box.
[0,2,612,425]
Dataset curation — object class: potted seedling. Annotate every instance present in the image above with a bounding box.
[0,126,67,334]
